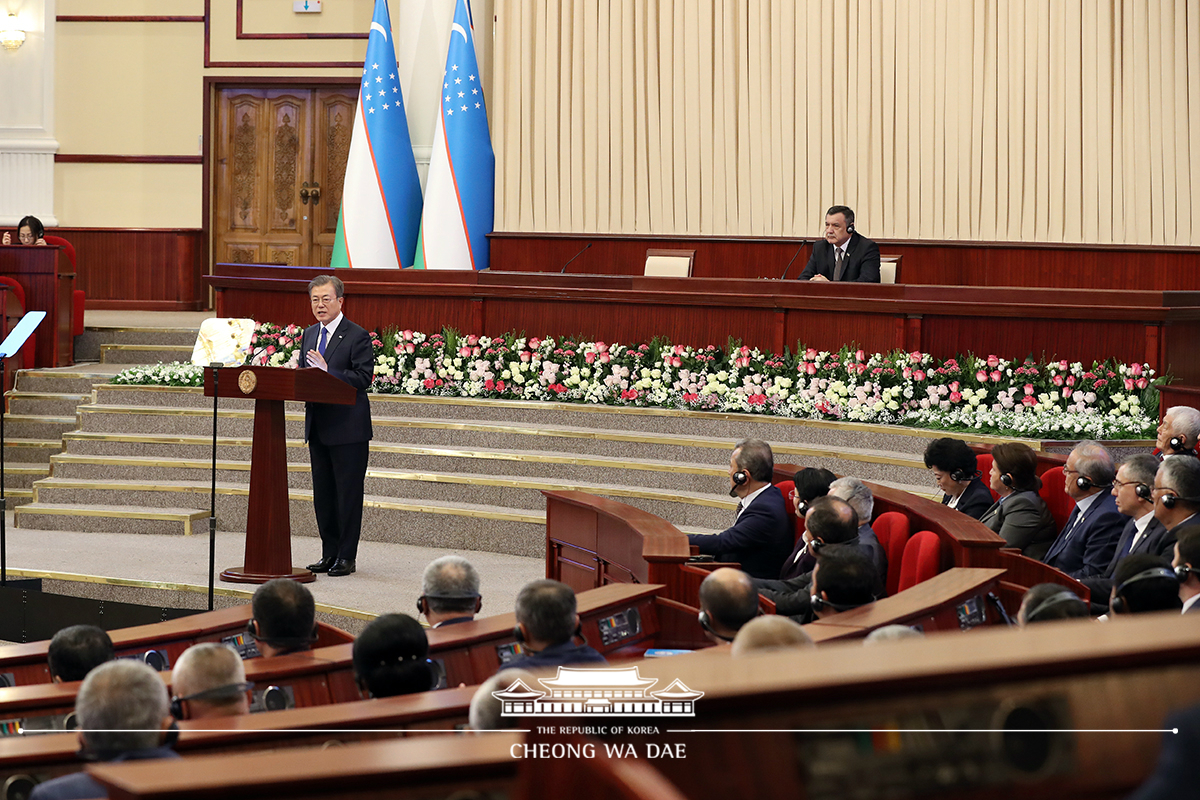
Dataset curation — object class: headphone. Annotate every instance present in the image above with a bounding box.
[1157,490,1200,510]
[1074,474,1113,492]
[1135,483,1153,502]
[949,467,981,482]
[1000,472,1014,488]
[1169,436,1199,456]
[1023,590,1082,623]
[697,610,736,642]
[1110,568,1181,614]
[170,681,254,720]
[809,593,870,614]
[1176,563,1197,582]
[729,469,749,499]
[246,619,318,653]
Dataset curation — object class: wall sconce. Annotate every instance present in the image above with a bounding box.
[0,15,26,51]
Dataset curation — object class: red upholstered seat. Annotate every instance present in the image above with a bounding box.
[1039,466,1073,531]
[773,480,802,544]
[872,511,911,596]
[0,276,35,369]
[43,235,85,337]
[897,530,942,592]
[975,453,1000,501]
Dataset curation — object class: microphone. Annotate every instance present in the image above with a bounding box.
[241,343,270,366]
[559,242,593,274]
[779,240,807,280]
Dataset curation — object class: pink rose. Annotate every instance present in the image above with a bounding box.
[1131,363,1144,376]
[855,349,866,362]
[986,355,999,368]
[1022,395,1037,407]
[805,363,817,375]
[1023,384,1034,395]
[585,352,596,364]
[599,352,611,363]
[949,391,962,403]
[976,370,988,382]
[913,370,926,381]
[1066,375,1076,386]
[903,367,913,379]
[990,370,1002,382]
[1062,387,1072,398]
[519,351,531,362]
[949,381,960,392]
[1124,378,1135,391]
[805,348,818,360]
[671,356,682,367]
[1136,377,1149,389]
[1052,375,1064,387]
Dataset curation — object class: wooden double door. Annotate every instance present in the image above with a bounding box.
[213,88,357,268]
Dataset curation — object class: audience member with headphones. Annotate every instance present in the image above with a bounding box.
[418,555,483,628]
[1043,441,1126,579]
[1172,526,1200,614]
[499,580,606,672]
[247,579,319,659]
[809,548,879,621]
[697,567,761,644]
[798,205,882,283]
[1150,457,1200,596]
[169,643,251,721]
[1155,405,1200,460]
[1107,554,1183,615]
[47,624,114,684]
[1080,454,1174,614]
[1017,583,1089,626]
[924,437,993,520]
[352,614,437,698]
[687,439,794,580]
[29,661,180,800]
[979,442,1058,560]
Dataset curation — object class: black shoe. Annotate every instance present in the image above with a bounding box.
[307,556,336,573]
[328,559,356,577]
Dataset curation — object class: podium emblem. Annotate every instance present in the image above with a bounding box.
[238,370,258,395]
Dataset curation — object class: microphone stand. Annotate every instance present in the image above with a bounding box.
[559,242,593,274]
[207,361,222,611]
[779,240,807,280]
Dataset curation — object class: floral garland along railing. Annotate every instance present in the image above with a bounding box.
[109,322,1166,440]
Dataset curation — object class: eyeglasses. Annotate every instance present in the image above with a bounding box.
[1112,479,1138,489]
[1061,466,1081,476]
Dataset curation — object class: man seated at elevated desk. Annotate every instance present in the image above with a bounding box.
[798,205,881,283]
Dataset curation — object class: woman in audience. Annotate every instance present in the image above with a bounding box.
[979,442,1057,560]
[923,437,993,519]
[352,613,437,698]
[1,215,47,246]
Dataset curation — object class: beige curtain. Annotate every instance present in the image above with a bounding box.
[491,0,1200,245]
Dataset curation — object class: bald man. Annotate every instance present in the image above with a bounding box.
[170,643,251,721]
[698,568,760,644]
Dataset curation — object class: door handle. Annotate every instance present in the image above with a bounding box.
[299,182,311,205]
[309,181,321,205]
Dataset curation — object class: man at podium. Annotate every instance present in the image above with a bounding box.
[296,275,374,577]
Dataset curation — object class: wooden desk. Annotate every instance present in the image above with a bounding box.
[0,245,74,367]
[206,264,1200,382]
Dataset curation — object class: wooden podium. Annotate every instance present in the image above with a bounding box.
[203,365,355,584]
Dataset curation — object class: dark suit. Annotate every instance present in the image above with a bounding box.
[1042,493,1126,579]
[30,747,180,800]
[1128,703,1200,800]
[797,231,881,282]
[504,640,607,672]
[302,317,374,563]
[942,478,994,520]
[775,523,884,585]
[979,490,1058,561]
[688,486,793,580]
[1079,514,1173,612]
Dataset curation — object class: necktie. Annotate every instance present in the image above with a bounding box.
[1060,507,1080,541]
[318,327,327,356]
[833,248,845,281]
[735,501,744,518]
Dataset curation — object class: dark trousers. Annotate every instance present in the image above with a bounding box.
[308,430,369,561]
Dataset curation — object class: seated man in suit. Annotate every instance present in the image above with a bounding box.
[829,476,887,582]
[755,496,862,602]
[777,467,838,581]
[1107,554,1182,615]
[1156,405,1200,458]
[798,205,881,283]
[170,643,251,721]
[29,661,179,800]
[697,568,761,645]
[47,624,114,684]
[1152,457,1200,614]
[1080,454,1172,613]
[418,555,483,628]
[1172,526,1200,614]
[1016,583,1089,626]
[248,579,318,658]
[924,437,993,520]
[809,548,880,621]
[502,580,606,671]
[979,443,1058,559]
[687,439,793,580]
[1043,441,1126,579]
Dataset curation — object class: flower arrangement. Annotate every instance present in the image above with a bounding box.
[110,324,1166,440]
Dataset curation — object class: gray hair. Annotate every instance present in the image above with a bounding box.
[172,643,246,705]
[863,624,925,645]
[1160,456,1200,510]
[829,476,874,522]
[469,668,537,730]
[1166,406,1200,447]
[421,555,481,613]
[733,438,775,482]
[1072,440,1116,486]
[730,615,814,657]
[1120,453,1160,488]
[514,580,576,645]
[76,660,169,754]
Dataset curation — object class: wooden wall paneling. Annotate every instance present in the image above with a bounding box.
[1160,318,1200,386]
[784,309,905,355]
[55,228,204,310]
[919,315,1150,364]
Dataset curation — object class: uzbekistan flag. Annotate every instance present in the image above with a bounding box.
[330,0,422,269]
[412,0,495,270]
